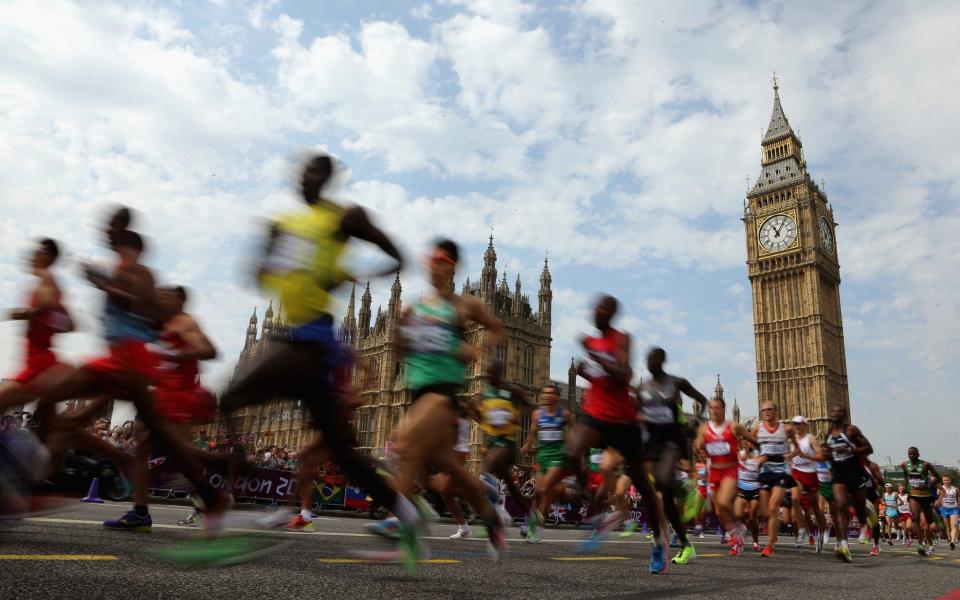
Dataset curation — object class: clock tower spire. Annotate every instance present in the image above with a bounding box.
[742,76,849,435]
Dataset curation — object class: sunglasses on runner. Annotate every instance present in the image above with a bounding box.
[428,253,456,267]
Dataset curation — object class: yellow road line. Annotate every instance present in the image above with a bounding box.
[0,555,118,561]
[551,556,630,561]
[318,558,460,564]
[697,553,725,557]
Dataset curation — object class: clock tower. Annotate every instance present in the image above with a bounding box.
[742,76,850,435]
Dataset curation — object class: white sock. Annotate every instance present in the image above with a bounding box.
[300,508,313,521]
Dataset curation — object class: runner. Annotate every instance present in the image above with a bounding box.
[218,154,414,554]
[390,238,508,563]
[862,460,884,556]
[816,459,837,548]
[788,415,828,552]
[637,347,709,566]
[438,413,475,540]
[882,483,899,546]
[896,484,914,546]
[936,475,958,550]
[736,441,763,552]
[750,401,798,558]
[901,446,940,556]
[521,383,573,543]
[532,295,669,573]
[102,285,218,532]
[693,397,752,556]
[33,226,228,534]
[475,360,535,539]
[824,404,873,563]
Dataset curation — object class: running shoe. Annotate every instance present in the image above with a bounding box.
[258,509,293,530]
[927,544,935,555]
[808,534,815,546]
[485,513,508,562]
[178,510,202,527]
[364,517,402,540]
[950,541,955,551]
[680,480,701,523]
[697,530,705,540]
[671,544,696,565]
[645,531,655,540]
[865,501,878,527]
[887,538,893,546]
[526,509,542,543]
[450,525,471,540]
[519,514,528,538]
[752,542,761,552]
[837,545,853,563]
[869,546,879,557]
[760,545,774,558]
[398,518,429,573]
[575,514,619,553]
[649,540,668,574]
[816,532,825,554]
[286,514,314,532]
[103,510,152,532]
[917,544,926,556]
[728,537,742,556]
[619,520,637,538]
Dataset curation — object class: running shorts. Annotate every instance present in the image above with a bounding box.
[412,383,463,406]
[587,472,604,494]
[820,482,834,502]
[486,435,517,451]
[737,488,759,502]
[640,423,686,462]
[864,486,879,503]
[709,466,737,494]
[898,513,911,523]
[12,349,62,389]
[154,386,217,425]
[908,495,934,508]
[758,470,796,490]
[85,340,159,392]
[537,443,566,474]
[830,460,867,490]
[791,468,818,491]
[941,507,959,518]
[885,508,898,519]
[580,413,643,461]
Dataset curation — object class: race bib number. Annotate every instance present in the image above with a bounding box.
[908,477,925,489]
[539,429,563,442]
[705,441,731,457]
[402,319,451,353]
[761,441,787,456]
[643,404,674,425]
[580,356,605,380]
[486,408,513,427]
[261,232,316,274]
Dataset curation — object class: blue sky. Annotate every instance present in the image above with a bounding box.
[1,0,958,465]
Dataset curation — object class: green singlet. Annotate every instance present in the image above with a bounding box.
[403,296,466,392]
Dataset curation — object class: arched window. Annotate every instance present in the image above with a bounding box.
[523,345,534,387]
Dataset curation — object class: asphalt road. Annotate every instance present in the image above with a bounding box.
[1,501,958,600]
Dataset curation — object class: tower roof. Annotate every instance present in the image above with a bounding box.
[763,73,793,142]
[714,374,724,398]
[249,307,257,324]
[264,300,273,319]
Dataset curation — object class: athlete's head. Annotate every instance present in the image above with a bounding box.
[708,397,725,423]
[428,238,458,291]
[943,475,952,487]
[646,347,666,376]
[104,206,133,249]
[760,401,777,422]
[158,285,188,319]
[790,415,807,433]
[300,154,335,204]
[31,238,60,270]
[897,484,905,494]
[113,229,145,264]
[829,404,846,424]
[485,359,503,386]
[907,446,919,462]
[540,384,559,407]
[593,294,618,330]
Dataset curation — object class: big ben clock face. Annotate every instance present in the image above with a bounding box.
[819,217,834,254]
[758,214,798,253]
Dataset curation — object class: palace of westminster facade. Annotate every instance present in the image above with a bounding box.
[212,78,852,465]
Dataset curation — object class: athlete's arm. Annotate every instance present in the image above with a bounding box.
[808,436,829,461]
[340,206,403,277]
[846,425,873,457]
[927,462,941,487]
[521,409,539,453]
[693,424,706,459]
[9,274,60,321]
[739,425,760,447]
[677,378,708,420]
[171,316,218,362]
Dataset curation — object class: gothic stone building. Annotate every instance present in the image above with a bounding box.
[340,237,555,474]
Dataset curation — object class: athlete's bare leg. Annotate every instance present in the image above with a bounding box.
[485,446,528,515]
[759,486,786,547]
[536,423,603,516]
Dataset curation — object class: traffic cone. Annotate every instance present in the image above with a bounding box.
[81,477,104,503]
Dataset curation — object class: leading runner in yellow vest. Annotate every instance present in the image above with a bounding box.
[219,153,415,542]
